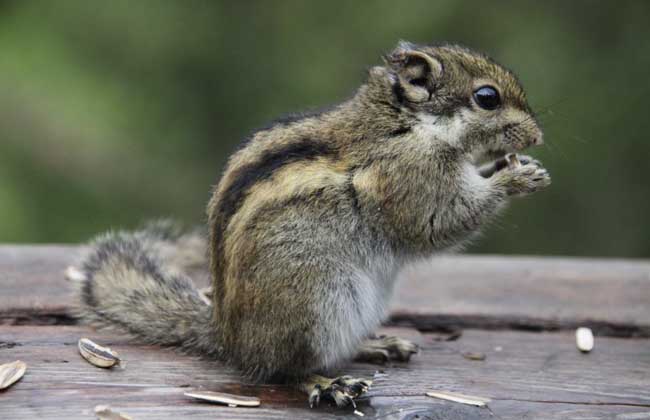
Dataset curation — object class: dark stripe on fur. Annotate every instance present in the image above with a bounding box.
[391,78,406,104]
[222,139,336,224]
[346,171,361,215]
[211,138,337,303]
[234,106,336,153]
[389,126,411,137]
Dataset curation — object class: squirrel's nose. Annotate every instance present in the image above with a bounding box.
[533,133,544,146]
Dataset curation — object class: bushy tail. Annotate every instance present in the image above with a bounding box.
[70,221,218,356]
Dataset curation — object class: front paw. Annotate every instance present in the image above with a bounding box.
[494,157,551,196]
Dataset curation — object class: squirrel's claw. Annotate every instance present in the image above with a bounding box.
[355,335,419,364]
[307,375,371,408]
[308,384,322,408]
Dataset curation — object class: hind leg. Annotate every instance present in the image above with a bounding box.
[222,203,383,408]
[222,241,375,408]
[354,335,419,364]
[228,278,375,408]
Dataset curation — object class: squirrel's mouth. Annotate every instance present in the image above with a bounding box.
[471,146,517,166]
[471,135,535,165]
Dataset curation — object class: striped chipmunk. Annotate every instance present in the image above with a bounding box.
[70,41,550,408]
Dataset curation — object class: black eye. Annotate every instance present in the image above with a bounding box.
[410,77,427,87]
[473,86,501,110]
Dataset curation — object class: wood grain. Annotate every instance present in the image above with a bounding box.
[1,326,648,419]
[391,255,650,336]
[2,245,649,335]
[1,245,650,419]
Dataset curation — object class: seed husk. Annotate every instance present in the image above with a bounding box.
[462,352,486,361]
[431,330,462,342]
[576,327,594,353]
[78,338,121,368]
[426,390,491,407]
[94,404,133,420]
[0,360,27,390]
[64,266,87,282]
[184,390,261,407]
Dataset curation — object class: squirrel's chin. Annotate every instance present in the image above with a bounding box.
[471,147,510,165]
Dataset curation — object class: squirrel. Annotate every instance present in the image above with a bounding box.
[71,41,550,408]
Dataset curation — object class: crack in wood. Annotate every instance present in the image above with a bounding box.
[0,309,77,326]
[388,313,650,338]
[3,308,649,339]
[0,341,22,349]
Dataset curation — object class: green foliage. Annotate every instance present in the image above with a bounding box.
[1,0,648,256]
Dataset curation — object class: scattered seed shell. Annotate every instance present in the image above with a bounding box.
[184,390,261,407]
[576,327,594,353]
[462,351,486,361]
[431,330,462,342]
[0,360,27,390]
[78,338,121,368]
[64,266,87,282]
[354,409,365,416]
[426,390,491,407]
[94,404,133,420]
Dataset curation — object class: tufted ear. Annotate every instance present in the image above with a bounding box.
[384,41,443,102]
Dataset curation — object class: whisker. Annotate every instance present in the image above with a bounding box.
[542,137,568,161]
[569,135,589,144]
[502,95,592,154]
[535,96,572,115]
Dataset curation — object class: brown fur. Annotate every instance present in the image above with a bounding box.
[75,41,550,396]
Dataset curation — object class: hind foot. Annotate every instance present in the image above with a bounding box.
[303,374,371,408]
[355,335,419,364]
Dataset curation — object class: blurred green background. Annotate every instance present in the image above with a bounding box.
[1,0,648,257]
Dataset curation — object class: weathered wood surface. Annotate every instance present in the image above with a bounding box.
[1,245,649,419]
[2,326,649,419]
[393,256,650,337]
[2,245,650,335]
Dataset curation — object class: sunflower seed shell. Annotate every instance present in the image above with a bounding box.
[0,360,27,390]
[576,327,594,352]
[426,390,491,407]
[78,338,120,368]
[94,404,133,420]
[184,390,261,407]
[462,351,486,361]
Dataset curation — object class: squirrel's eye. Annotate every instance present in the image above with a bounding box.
[473,86,501,110]
[410,77,427,87]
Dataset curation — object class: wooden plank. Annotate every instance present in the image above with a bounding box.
[2,245,650,335]
[1,326,648,419]
[0,245,81,313]
[394,255,650,323]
